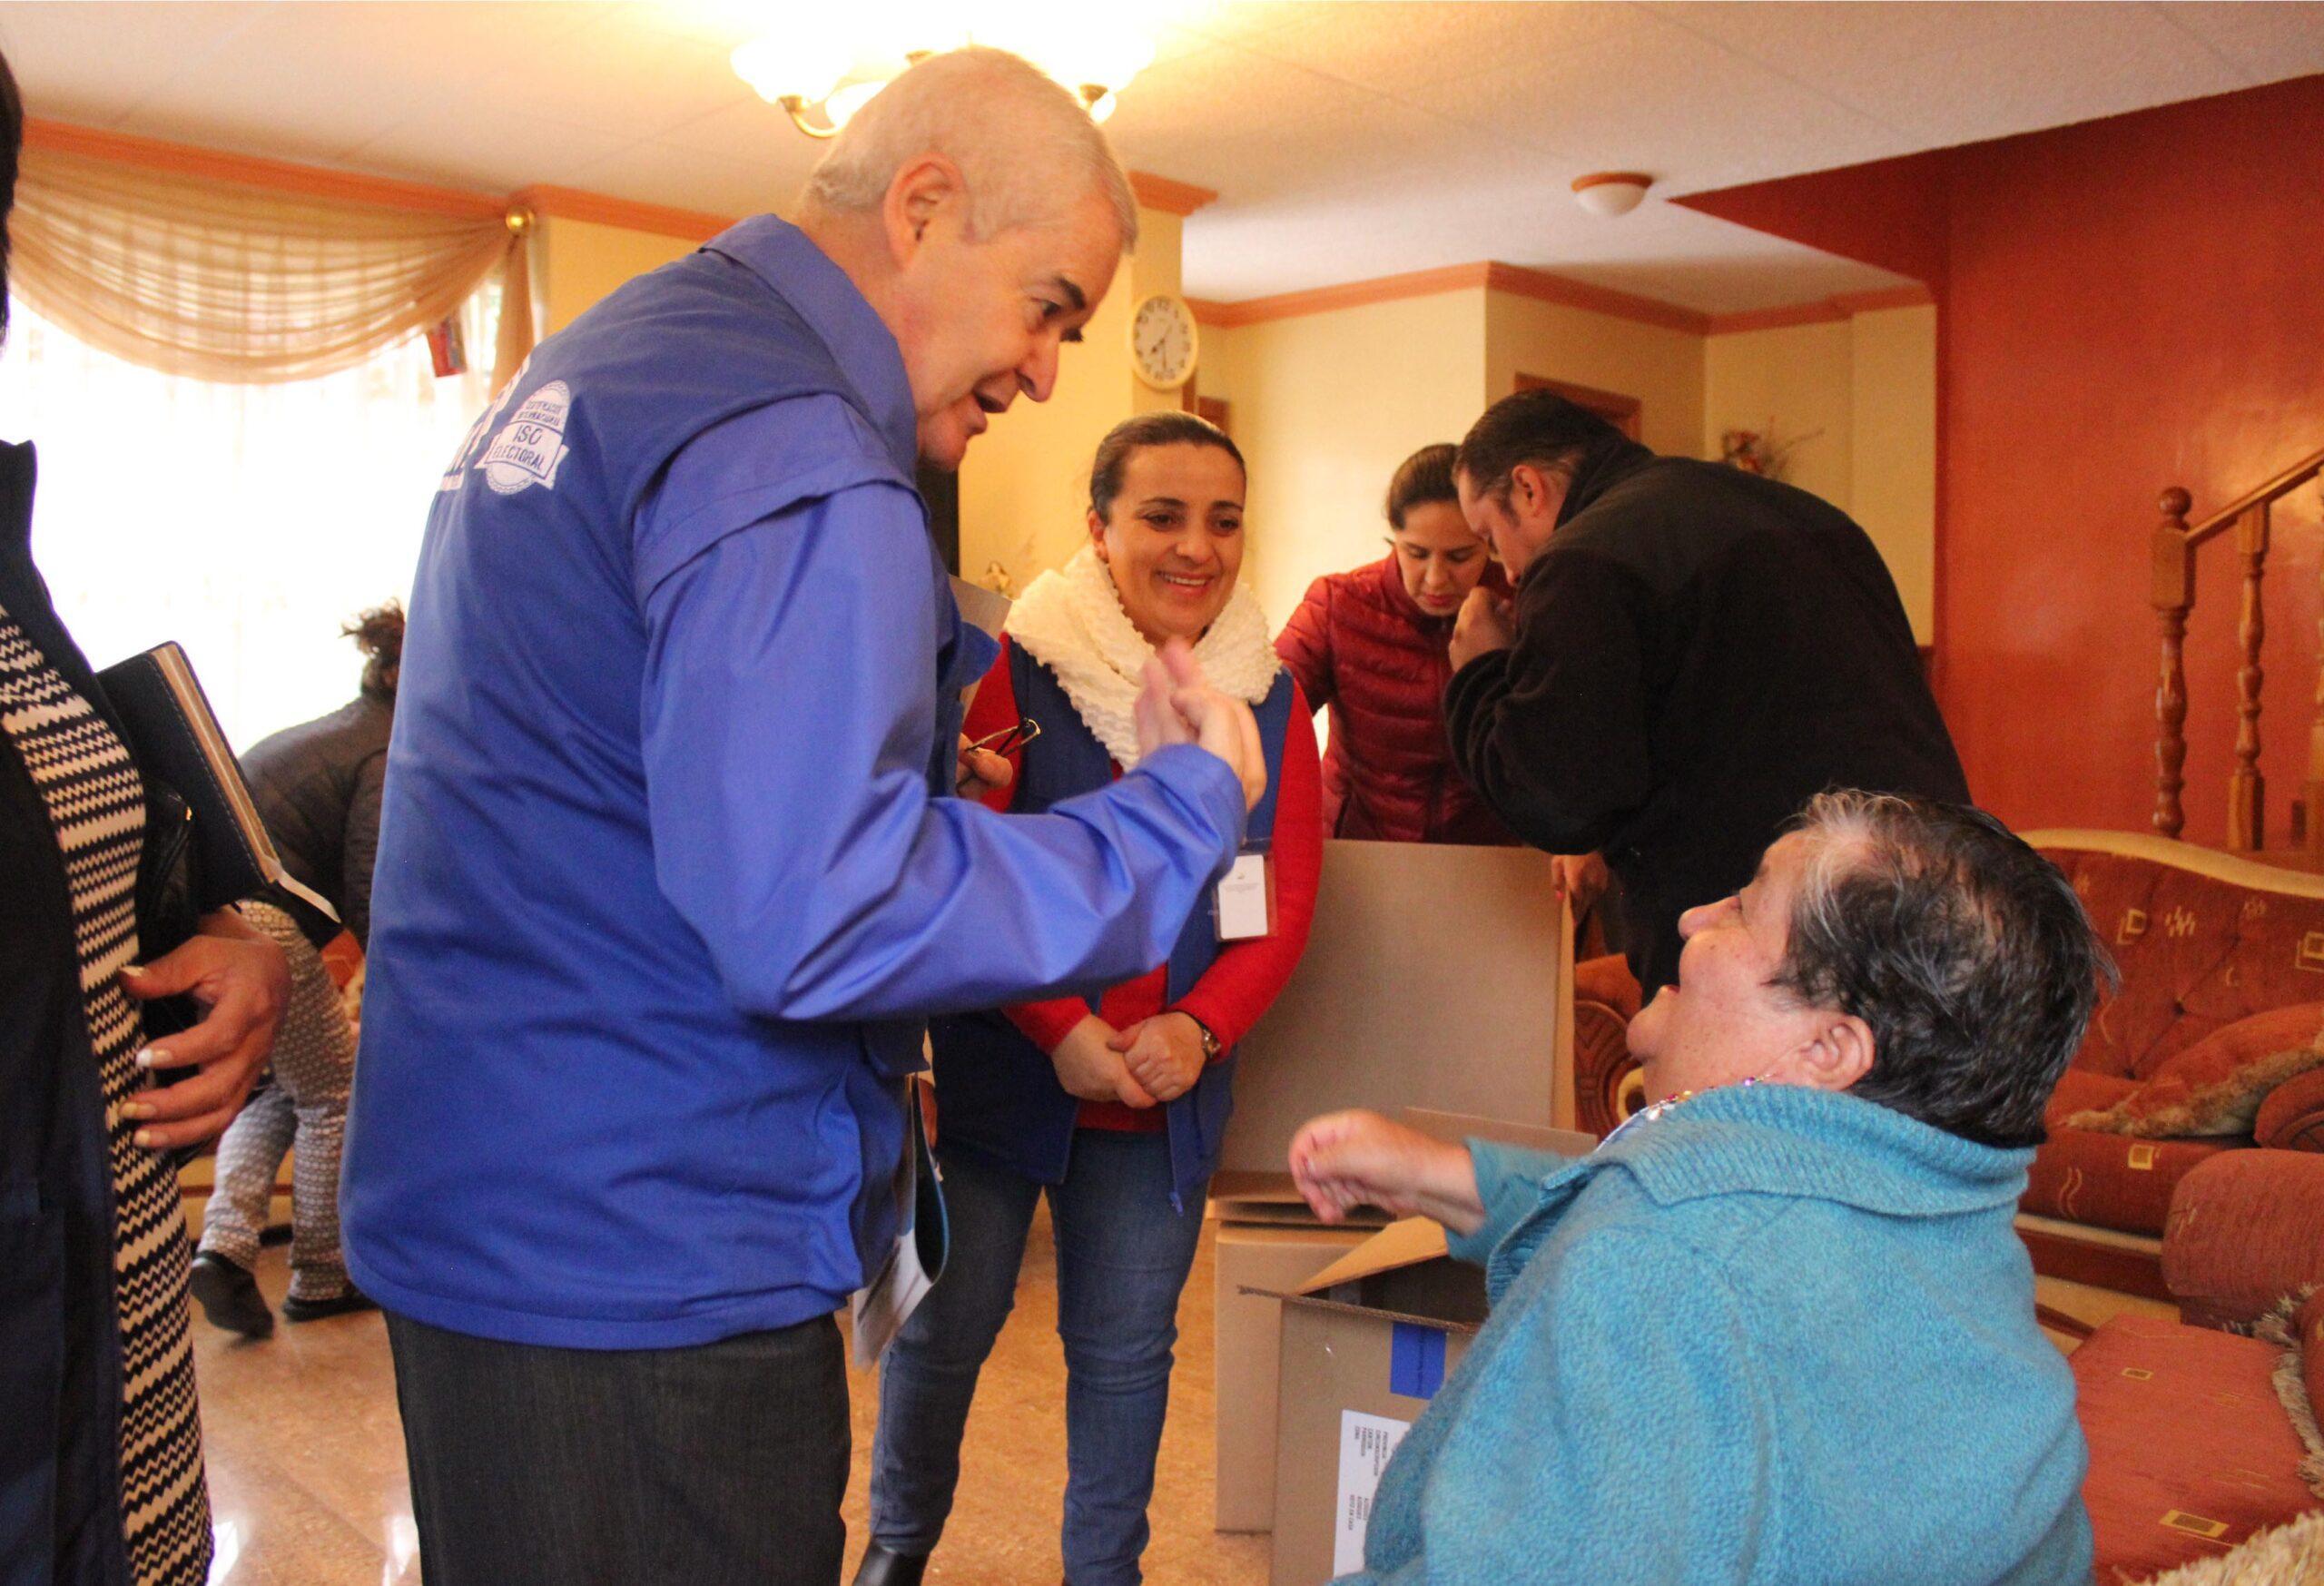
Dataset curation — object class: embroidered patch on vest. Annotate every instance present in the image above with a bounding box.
[478,380,573,495]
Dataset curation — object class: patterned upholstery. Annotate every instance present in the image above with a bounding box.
[2024,834,2324,1240]
[2161,1149,2324,1331]
[2072,1317,2315,1580]
[1571,954,1646,1138]
[2043,843,2324,1079]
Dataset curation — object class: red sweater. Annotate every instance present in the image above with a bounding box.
[965,635,1324,1132]
[1275,553,1513,845]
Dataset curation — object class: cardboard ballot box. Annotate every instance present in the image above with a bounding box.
[1209,840,1574,1537]
[1241,1115,1592,1572]
[1210,1175,1388,1533]
[1267,1217,1485,1586]
[1220,841,1576,1182]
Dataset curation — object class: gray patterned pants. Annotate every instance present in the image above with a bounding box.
[197,900,355,1301]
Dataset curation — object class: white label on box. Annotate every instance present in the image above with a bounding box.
[1334,1409,1411,1574]
[1217,852,1270,941]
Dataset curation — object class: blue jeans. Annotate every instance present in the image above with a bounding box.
[869,1130,1207,1586]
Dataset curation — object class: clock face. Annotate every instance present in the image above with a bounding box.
[1130,294,1198,390]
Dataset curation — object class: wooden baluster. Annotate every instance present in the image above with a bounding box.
[2227,502,2270,851]
[2309,478,2324,860]
[2152,488,2194,839]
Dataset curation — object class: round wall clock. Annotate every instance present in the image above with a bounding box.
[1129,292,1199,391]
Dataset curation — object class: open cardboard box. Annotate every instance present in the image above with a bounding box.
[1256,1113,1592,1581]
[1207,840,1575,1536]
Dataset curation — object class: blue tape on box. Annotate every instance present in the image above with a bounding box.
[1389,1321,1446,1400]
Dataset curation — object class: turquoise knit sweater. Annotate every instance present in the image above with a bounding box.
[1337,1083,2092,1584]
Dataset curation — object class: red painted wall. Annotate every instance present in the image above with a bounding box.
[1683,76,2324,845]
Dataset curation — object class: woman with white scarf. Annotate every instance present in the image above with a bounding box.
[859,413,1322,1586]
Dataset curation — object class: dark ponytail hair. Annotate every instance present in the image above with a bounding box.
[1088,411,1245,520]
[1384,443,1457,529]
[346,601,406,698]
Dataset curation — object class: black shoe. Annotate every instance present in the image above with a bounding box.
[851,1543,929,1586]
[189,1253,274,1338]
[280,1284,380,1324]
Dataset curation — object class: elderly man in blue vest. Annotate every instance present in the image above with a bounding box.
[342,49,1267,1586]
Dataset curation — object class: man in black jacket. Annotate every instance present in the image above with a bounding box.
[1444,389,1967,993]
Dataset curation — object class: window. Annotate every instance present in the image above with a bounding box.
[0,289,499,749]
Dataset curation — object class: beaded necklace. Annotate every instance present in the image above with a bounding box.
[1601,1075,1761,1148]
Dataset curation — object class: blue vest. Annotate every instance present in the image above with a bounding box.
[929,645,1294,1210]
[347,219,991,1347]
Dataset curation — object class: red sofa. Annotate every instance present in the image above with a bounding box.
[2066,1148,2324,1581]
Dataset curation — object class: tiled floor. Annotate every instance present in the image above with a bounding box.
[192,1205,1270,1585]
[190,1206,2175,1585]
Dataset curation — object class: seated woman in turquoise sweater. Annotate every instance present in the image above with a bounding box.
[1293,790,2109,1586]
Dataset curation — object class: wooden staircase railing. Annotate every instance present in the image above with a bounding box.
[2152,442,2324,852]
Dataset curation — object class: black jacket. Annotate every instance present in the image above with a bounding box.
[243,691,391,951]
[1446,435,1967,993]
[1,440,133,1586]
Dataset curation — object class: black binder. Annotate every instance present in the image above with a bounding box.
[96,641,340,922]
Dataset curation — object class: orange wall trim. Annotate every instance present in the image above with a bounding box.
[1482,261,1709,336]
[1190,260,1715,336]
[1128,172,1218,217]
[1704,282,1935,336]
[24,117,505,222]
[1188,262,1492,328]
[511,184,735,241]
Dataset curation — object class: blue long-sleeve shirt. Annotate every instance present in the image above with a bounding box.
[342,217,1246,1348]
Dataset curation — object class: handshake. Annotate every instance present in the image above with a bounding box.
[956,637,1270,813]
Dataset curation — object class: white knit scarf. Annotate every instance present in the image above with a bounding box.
[1004,545,1280,769]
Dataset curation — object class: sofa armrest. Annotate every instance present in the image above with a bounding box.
[2162,1148,2324,1329]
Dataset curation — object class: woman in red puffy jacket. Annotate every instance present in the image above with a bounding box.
[1275,443,1517,845]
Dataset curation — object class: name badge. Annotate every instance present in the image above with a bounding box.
[1216,850,1274,941]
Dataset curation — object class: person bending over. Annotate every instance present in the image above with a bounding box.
[1444,389,1965,994]
[1292,791,2103,1585]
[862,412,1322,1586]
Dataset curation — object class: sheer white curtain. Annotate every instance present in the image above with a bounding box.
[0,289,497,750]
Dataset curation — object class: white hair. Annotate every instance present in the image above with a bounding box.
[802,47,1138,249]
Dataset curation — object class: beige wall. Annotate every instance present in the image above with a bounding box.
[1699,307,1935,640]
[1701,320,1855,512]
[515,208,1936,641]
[533,216,700,334]
[1197,291,1490,628]
[1846,304,1937,641]
[1484,291,1706,461]
[957,204,1186,588]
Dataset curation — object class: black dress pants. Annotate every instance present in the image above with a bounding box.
[385,1309,851,1586]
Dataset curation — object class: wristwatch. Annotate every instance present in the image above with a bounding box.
[1186,1013,1223,1061]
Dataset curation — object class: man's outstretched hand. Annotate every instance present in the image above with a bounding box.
[1133,639,1267,812]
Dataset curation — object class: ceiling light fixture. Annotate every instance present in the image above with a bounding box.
[1571,172,1653,218]
[732,9,1157,140]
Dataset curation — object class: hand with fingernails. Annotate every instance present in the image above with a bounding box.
[1134,637,1267,811]
[115,908,289,1150]
[1048,1014,1157,1109]
[1109,1011,1207,1104]
[1288,1108,1489,1237]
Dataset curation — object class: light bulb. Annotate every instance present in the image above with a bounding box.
[731,33,853,106]
[823,78,889,129]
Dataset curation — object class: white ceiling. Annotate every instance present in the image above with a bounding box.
[4,1,2321,313]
